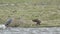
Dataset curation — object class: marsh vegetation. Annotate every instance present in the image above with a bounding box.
[0,0,60,27]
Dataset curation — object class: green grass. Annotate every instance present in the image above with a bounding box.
[0,0,60,27]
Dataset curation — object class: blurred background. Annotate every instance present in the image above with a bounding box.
[0,0,60,27]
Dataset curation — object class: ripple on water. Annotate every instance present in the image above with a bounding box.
[0,27,60,34]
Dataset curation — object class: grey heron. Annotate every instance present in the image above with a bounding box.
[0,18,12,29]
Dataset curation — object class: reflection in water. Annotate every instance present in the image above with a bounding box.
[0,27,60,34]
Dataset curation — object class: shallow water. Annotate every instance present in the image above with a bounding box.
[0,27,60,34]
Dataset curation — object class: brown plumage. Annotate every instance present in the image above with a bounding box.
[32,19,41,25]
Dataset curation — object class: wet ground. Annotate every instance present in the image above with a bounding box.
[0,27,60,34]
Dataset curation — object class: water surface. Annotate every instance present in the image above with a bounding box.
[0,27,60,34]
